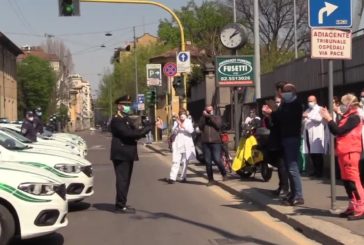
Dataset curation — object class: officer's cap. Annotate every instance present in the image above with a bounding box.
[114,95,132,105]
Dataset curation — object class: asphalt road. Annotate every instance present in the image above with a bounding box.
[15,131,318,245]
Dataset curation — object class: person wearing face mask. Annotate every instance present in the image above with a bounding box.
[302,95,327,178]
[262,95,289,197]
[267,83,304,206]
[21,111,37,142]
[33,107,44,134]
[110,95,152,214]
[198,105,227,186]
[320,94,364,220]
[165,109,196,184]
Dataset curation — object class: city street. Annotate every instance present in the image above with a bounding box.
[14,131,317,245]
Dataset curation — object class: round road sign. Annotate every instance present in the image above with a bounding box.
[163,62,177,77]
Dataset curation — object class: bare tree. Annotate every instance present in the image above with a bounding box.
[41,37,75,115]
[220,0,309,54]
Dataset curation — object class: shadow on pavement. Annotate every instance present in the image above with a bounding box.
[11,232,64,245]
[68,201,91,212]
[157,177,207,186]
[93,203,116,213]
[294,207,339,218]
[134,210,279,245]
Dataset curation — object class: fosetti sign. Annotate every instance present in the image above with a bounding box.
[216,56,254,87]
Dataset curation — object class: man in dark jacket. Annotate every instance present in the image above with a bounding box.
[198,105,227,186]
[34,107,44,134]
[21,111,37,142]
[110,95,152,214]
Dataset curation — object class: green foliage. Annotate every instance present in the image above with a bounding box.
[97,43,170,113]
[17,56,57,118]
[158,0,233,54]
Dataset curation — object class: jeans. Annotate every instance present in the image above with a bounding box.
[282,137,303,199]
[203,143,226,181]
[146,131,153,143]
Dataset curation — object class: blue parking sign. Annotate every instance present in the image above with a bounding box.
[309,0,352,28]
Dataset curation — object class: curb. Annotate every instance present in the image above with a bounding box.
[146,144,364,245]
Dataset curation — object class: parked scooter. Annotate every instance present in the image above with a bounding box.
[232,122,273,182]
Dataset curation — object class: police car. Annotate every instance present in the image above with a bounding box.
[0,164,68,244]
[0,128,83,157]
[0,124,86,157]
[0,133,94,202]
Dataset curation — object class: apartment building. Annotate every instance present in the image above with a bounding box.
[0,32,22,121]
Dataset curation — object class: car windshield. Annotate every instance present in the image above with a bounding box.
[0,128,32,143]
[0,131,28,150]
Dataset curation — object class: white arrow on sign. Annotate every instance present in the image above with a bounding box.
[318,2,338,24]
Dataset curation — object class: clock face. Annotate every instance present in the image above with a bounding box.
[220,23,246,49]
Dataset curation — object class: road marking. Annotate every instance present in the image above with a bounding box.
[89,145,106,150]
[151,149,319,245]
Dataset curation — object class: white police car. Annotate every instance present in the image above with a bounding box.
[0,164,68,244]
[0,133,94,202]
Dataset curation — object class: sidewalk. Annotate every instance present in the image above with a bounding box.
[145,140,364,245]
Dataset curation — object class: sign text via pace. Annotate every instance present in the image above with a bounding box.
[311,29,352,59]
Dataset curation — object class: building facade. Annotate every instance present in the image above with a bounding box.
[68,74,93,131]
[0,33,22,121]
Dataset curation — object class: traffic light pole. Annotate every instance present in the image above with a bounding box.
[80,0,188,110]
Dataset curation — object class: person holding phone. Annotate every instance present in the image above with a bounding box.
[198,105,227,186]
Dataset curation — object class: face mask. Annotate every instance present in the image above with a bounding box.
[282,92,294,102]
[28,117,34,121]
[308,102,315,108]
[123,106,131,114]
[340,104,349,114]
[180,115,186,121]
[36,112,42,116]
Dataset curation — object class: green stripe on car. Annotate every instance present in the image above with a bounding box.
[0,183,50,203]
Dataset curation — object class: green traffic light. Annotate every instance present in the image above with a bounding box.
[63,4,74,15]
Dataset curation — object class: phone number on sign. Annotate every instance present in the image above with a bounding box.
[220,76,251,81]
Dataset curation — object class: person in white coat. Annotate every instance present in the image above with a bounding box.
[302,95,327,177]
[166,109,196,184]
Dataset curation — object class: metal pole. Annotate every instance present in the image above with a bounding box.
[233,0,236,22]
[254,0,261,98]
[133,26,138,107]
[328,60,336,210]
[234,89,240,149]
[293,0,298,58]
[109,79,112,118]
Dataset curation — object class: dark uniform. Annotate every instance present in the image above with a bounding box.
[34,107,44,134]
[21,111,37,142]
[110,95,151,213]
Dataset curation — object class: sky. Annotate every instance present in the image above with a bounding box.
[0,0,204,96]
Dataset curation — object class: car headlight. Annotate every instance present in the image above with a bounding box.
[54,164,81,173]
[18,182,57,196]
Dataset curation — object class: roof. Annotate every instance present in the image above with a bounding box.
[17,46,59,62]
[0,32,23,56]
[149,45,204,63]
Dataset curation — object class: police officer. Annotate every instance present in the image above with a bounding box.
[21,111,37,142]
[34,107,44,134]
[110,95,152,214]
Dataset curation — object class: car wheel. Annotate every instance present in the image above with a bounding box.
[0,204,16,245]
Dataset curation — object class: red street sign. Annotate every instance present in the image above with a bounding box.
[163,62,177,77]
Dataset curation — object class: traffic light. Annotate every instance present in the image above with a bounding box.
[59,0,80,16]
[173,76,185,96]
[146,90,156,104]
